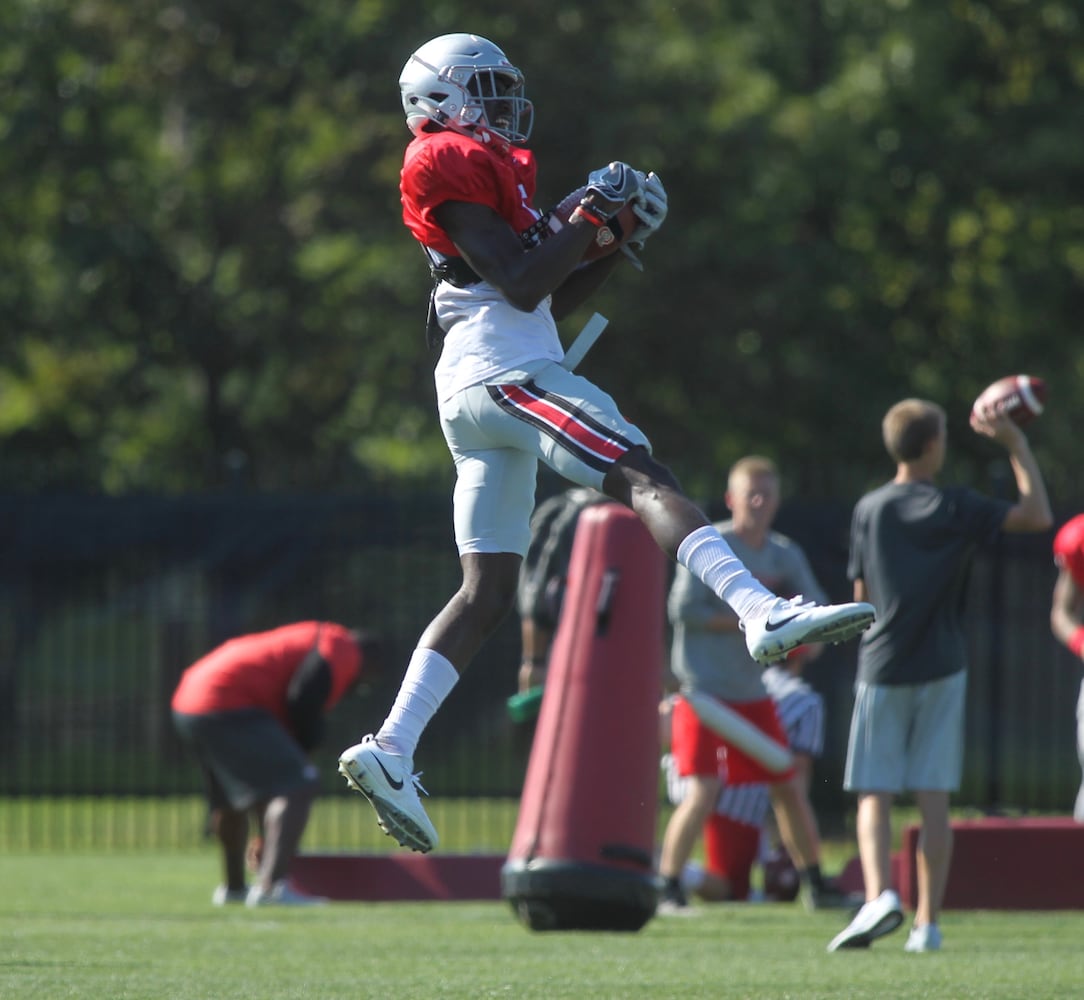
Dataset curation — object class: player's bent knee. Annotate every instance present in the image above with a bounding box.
[606,448,681,499]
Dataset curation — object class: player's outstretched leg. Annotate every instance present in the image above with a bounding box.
[338,735,439,853]
[743,596,875,665]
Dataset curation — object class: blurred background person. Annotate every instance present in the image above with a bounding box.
[508,485,607,724]
[172,621,382,906]
[657,456,855,913]
[1050,513,1084,822]
[659,645,855,907]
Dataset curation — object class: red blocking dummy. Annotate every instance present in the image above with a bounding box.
[502,503,666,931]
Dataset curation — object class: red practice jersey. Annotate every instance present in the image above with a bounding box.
[400,128,541,256]
[1054,514,1084,588]
[172,621,361,724]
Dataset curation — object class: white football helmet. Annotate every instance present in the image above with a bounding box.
[398,33,534,144]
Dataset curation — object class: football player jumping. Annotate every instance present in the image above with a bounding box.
[338,33,875,853]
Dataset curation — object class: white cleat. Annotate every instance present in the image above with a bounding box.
[744,596,875,665]
[827,889,904,952]
[338,735,439,853]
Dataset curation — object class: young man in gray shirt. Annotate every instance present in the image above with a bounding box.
[828,399,1051,953]
[658,456,855,913]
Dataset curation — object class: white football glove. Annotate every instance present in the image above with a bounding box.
[627,170,668,248]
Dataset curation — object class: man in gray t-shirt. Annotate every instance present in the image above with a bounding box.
[851,482,1007,687]
[669,520,826,701]
[658,456,851,913]
[828,398,1051,955]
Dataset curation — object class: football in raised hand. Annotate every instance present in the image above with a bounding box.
[971,374,1047,426]
[550,186,638,261]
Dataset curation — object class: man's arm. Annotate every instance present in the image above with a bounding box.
[286,649,332,751]
[433,200,629,316]
[667,564,739,633]
[1051,566,1084,655]
[783,544,826,662]
[970,411,1053,533]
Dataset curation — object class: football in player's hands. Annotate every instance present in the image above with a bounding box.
[551,186,639,261]
[971,375,1047,426]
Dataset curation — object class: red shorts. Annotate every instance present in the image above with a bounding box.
[670,694,795,784]
[703,813,760,901]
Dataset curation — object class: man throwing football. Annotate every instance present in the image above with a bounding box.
[337,33,875,853]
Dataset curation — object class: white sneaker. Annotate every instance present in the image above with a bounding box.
[744,596,875,665]
[904,922,942,952]
[211,885,248,905]
[245,880,328,907]
[338,735,439,853]
[826,889,904,951]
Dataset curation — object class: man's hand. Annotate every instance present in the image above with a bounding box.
[628,171,668,248]
[583,161,643,218]
[970,408,1027,451]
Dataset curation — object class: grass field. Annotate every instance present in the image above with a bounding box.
[3,851,1083,1000]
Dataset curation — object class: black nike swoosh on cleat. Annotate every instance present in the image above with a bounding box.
[371,755,405,791]
[763,612,803,632]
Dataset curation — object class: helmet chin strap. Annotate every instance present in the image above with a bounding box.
[412,98,510,151]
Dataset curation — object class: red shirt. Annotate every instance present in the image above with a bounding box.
[400,128,540,256]
[171,621,361,724]
[1054,514,1084,588]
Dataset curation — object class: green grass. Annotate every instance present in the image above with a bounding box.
[0,796,861,881]
[2,852,1083,1000]
[0,795,1019,886]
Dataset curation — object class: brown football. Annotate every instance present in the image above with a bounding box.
[971,375,1048,426]
[551,186,638,261]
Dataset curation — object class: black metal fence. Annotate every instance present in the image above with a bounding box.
[1,492,1080,843]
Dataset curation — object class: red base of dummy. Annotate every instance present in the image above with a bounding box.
[835,853,905,897]
[289,853,503,901]
[903,817,1084,910]
[836,817,1084,909]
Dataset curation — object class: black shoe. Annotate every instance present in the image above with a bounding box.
[657,877,689,915]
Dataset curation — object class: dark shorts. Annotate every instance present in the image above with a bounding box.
[172,708,315,811]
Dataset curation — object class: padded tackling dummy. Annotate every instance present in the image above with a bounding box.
[502,503,666,931]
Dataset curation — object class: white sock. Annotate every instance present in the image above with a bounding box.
[676,525,777,621]
[375,648,459,758]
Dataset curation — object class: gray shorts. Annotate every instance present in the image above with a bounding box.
[438,362,650,556]
[173,708,317,811]
[843,671,966,793]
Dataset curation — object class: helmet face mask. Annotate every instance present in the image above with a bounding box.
[399,33,534,143]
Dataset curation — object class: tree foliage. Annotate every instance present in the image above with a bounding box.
[2,0,1082,504]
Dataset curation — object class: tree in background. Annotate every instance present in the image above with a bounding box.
[1,0,1081,503]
